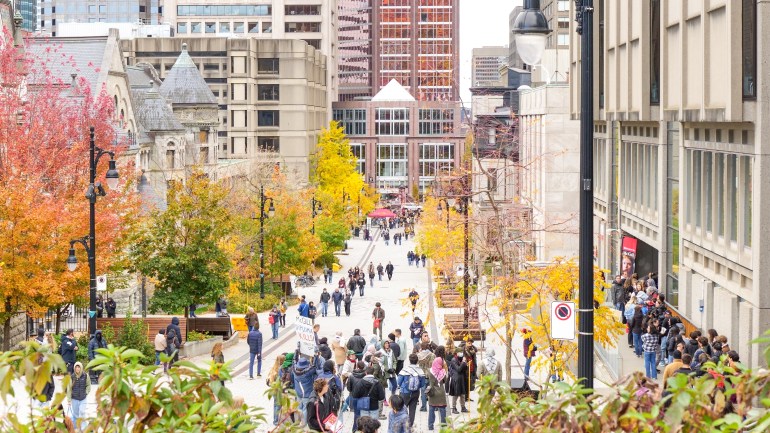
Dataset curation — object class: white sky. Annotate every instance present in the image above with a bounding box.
[459,0,523,104]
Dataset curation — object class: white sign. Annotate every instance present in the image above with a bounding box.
[96,275,107,291]
[550,301,576,340]
[295,316,316,357]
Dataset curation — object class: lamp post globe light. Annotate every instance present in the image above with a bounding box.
[514,0,596,389]
[65,126,119,337]
[254,185,275,299]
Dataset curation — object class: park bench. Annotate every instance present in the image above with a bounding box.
[444,315,486,342]
[436,290,464,308]
[187,317,232,340]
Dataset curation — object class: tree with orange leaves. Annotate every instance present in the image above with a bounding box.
[0,31,139,347]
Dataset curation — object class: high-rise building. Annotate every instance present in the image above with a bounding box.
[541,0,570,48]
[507,6,525,71]
[471,46,507,88]
[17,0,36,31]
[338,0,373,101]
[338,0,459,102]
[38,0,162,36]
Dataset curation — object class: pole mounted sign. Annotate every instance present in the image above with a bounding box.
[550,301,576,340]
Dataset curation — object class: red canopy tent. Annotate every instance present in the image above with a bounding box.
[368,208,397,218]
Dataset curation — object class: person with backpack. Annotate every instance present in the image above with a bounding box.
[318,360,343,416]
[347,329,367,361]
[87,330,107,384]
[478,349,502,396]
[247,325,264,379]
[293,356,320,427]
[371,303,385,339]
[397,353,426,428]
[166,327,180,366]
[60,328,78,374]
[320,289,331,318]
[269,305,281,339]
[416,342,436,411]
[307,378,336,432]
[66,362,91,430]
[426,354,448,431]
[522,328,537,378]
[351,366,386,425]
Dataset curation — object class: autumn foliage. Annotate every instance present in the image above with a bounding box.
[0,31,138,345]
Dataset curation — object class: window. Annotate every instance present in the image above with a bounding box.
[248,22,259,33]
[203,63,219,71]
[377,144,408,177]
[263,22,272,33]
[258,137,280,152]
[258,84,279,101]
[191,22,202,33]
[177,22,187,33]
[166,149,175,169]
[233,22,244,32]
[258,58,279,74]
[220,22,230,33]
[558,17,569,29]
[231,83,247,100]
[176,5,271,16]
[376,108,409,135]
[742,0,757,98]
[88,5,96,13]
[742,156,752,247]
[285,22,320,33]
[350,143,365,174]
[258,110,280,127]
[418,143,454,178]
[418,109,454,135]
[139,5,146,13]
[232,56,246,73]
[99,5,106,13]
[333,109,367,135]
[650,0,661,104]
[304,39,321,49]
[558,0,569,11]
[231,110,247,127]
[557,33,570,46]
[715,153,725,237]
[285,5,320,15]
[205,22,216,33]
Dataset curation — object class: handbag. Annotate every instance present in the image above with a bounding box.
[269,314,275,325]
[373,318,381,328]
[355,383,376,410]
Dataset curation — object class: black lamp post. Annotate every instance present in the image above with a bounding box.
[513,0,594,387]
[311,196,322,235]
[66,126,119,337]
[255,185,275,299]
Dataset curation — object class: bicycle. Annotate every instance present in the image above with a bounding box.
[296,275,316,287]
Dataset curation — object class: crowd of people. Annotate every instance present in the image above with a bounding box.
[612,273,742,383]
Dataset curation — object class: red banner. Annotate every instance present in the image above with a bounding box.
[620,236,638,279]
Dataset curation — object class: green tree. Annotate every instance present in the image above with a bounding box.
[129,168,232,315]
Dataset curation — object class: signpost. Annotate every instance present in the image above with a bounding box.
[295,316,316,357]
[550,301,576,340]
[96,275,107,291]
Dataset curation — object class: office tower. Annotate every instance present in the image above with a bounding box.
[38,0,161,36]
[338,0,373,101]
[471,46,508,88]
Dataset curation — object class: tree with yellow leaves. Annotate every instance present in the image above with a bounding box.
[414,196,465,279]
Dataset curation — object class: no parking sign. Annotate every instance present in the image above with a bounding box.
[550,301,575,340]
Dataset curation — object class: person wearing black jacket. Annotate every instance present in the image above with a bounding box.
[332,289,344,317]
[318,337,333,362]
[307,378,335,432]
[320,289,331,318]
[611,275,625,311]
[105,297,117,318]
[385,262,394,280]
[629,305,644,357]
[347,329,367,360]
[60,328,78,374]
[351,367,386,421]
[344,290,353,317]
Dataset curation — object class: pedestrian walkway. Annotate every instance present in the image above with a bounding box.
[186,228,482,432]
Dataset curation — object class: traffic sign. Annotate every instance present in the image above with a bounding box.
[96,275,107,291]
[550,301,575,340]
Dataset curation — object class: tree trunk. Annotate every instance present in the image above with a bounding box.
[505,319,511,382]
[55,306,63,335]
[3,298,12,351]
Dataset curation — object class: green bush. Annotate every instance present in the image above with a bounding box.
[228,292,283,315]
[186,330,211,342]
[112,314,156,365]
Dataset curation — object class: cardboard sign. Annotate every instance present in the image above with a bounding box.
[295,316,316,356]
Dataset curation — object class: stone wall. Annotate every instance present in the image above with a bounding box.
[0,313,29,349]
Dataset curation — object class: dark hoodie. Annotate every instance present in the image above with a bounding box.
[318,359,343,401]
[409,319,424,339]
[318,338,332,361]
[166,317,182,345]
[346,368,366,393]
[351,374,385,411]
[88,330,107,360]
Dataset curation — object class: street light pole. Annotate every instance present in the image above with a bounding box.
[66,127,119,337]
[258,185,275,299]
[311,196,322,235]
[462,194,470,330]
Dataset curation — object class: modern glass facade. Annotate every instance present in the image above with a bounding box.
[39,0,160,34]
[19,0,37,31]
[338,0,373,101]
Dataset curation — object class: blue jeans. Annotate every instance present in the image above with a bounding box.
[298,396,312,426]
[388,377,397,394]
[272,322,279,339]
[334,302,341,316]
[420,385,427,410]
[320,302,328,317]
[360,408,379,419]
[633,332,643,356]
[428,406,447,430]
[644,352,658,379]
[524,356,532,377]
[615,302,625,312]
[249,352,262,378]
[273,399,281,425]
[659,336,668,364]
[71,398,86,430]
[155,350,162,365]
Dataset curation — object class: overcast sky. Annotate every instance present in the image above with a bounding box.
[459,0,522,104]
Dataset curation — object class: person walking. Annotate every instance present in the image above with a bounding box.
[447,352,468,413]
[385,262,394,281]
[642,324,660,379]
[166,327,181,367]
[409,317,424,347]
[87,330,107,384]
[352,366,386,423]
[522,328,537,378]
[347,329,368,361]
[408,289,419,314]
[322,265,330,284]
[247,326,263,379]
[60,328,78,374]
[307,378,335,432]
[372,303,385,339]
[292,357,319,427]
[368,263,375,287]
[269,306,281,339]
[308,302,318,323]
[427,355,448,431]
[344,289,353,317]
[320,289,331,318]
[611,275,626,312]
[332,288,343,317]
[154,329,167,370]
[245,307,259,332]
[279,298,288,327]
[298,296,310,318]
[332,333,348,370]
[105,297,117,318]
[377,263,384,281]
[397,353,426,428]
[357,275,367,297]
[421,254,427,267]
[66,362,91,430]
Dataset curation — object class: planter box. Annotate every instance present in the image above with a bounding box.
[179,336,223,359]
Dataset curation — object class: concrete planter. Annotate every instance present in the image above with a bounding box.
[179,336,223,359]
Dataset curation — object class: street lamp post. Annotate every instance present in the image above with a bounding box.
[311,196,322,234]
[66,127,119,337]
[513,0,594,387]
[256,185,275,299]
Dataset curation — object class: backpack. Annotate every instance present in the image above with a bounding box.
[407,374,421,392]
[327,376,342,411]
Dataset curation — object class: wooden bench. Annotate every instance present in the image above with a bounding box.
[436,290,464,308]
[444,317,486,342]
[187,317,233,340]
[96,316,187,344]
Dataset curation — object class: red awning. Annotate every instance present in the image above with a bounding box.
[368,208,397,218]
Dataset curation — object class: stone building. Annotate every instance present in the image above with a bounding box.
[576,1,767,366]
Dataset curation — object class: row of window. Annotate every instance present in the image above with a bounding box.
[333,109,455,136]
[230,110,280,128]
[46,4,154,14]
[177,21,272,34]
[685,149,752,247]
[229,84,279,101]
[620,141,659,212]
[177,5,271,16]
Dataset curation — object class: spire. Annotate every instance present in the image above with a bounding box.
[158,43,217,105]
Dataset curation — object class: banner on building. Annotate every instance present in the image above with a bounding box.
[620,236,638,279]
[295,316,316,357]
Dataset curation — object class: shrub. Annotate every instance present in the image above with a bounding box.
[186,330,211,342]
[228,292,282,315]
[112,314,155,365]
